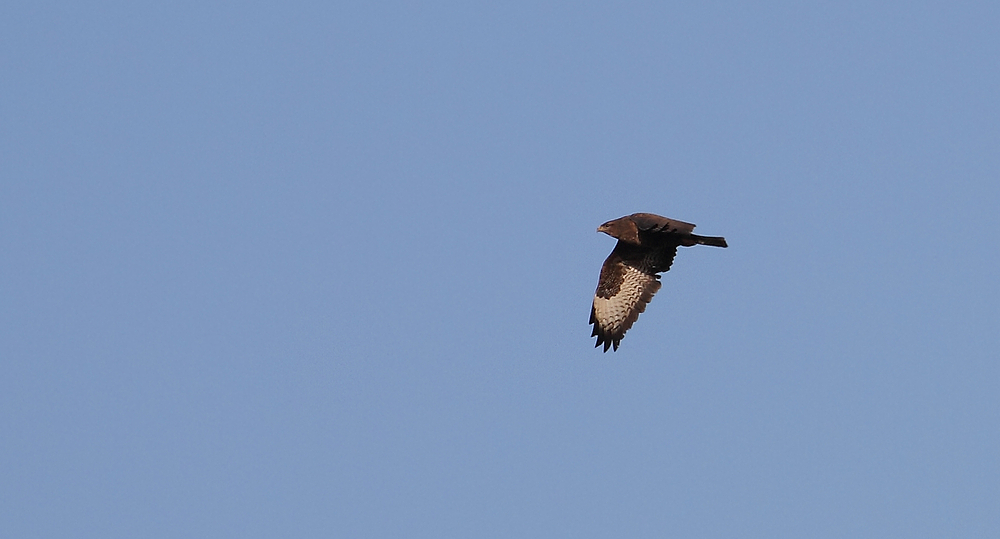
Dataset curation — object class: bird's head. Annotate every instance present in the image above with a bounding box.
[597,216,640,244]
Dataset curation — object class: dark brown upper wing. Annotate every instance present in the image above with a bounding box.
[628,213,696,235]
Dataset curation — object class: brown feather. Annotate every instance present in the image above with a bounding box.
[627,213,696,235]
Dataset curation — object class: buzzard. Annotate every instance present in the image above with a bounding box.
[590,213,727,352]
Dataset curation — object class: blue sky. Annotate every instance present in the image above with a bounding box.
[2,1,998,537]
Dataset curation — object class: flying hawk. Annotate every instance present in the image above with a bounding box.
[590,213,727,352]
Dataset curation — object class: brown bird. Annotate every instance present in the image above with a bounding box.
[590,213,727,352]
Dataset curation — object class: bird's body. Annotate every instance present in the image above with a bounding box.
[590,213,727,352]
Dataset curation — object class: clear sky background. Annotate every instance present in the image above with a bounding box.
[3,1,998,537]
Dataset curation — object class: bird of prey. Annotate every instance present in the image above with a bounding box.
[589,213,727,352]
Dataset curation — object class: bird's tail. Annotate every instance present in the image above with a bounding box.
[691,234,728,248]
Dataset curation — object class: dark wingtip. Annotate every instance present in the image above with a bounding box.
[593,332,615,352]
[591,314,622,352]
[594,334,619,352]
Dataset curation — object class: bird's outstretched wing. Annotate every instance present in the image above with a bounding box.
[590,249,672,352]
[627,213,697,235]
